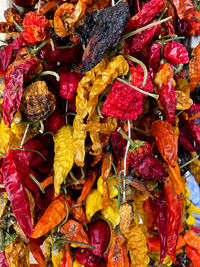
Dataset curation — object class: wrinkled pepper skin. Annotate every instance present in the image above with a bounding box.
[164,42,189,65]
[2,149,33,238]
[154,63,176,124]
[185,245,200,267]
[148,43,162,71]
[0,252,9,267]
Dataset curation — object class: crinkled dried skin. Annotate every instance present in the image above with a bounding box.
[0,119,13,157]
[44,235,55,263]
[101,199,120,228]
[189,43,200,91]
[0,22,15,33]
[54,125,74,196]
[5,239,30,267]
[39,1,57,15]
[21,81,56,122]
[82,116,118,134]
[52,246,65,267]
[4,8,22,26]
[127,178,153,199]
[54,3,75,37]
[85,189,103,221]
[25,188,35,226]
[172,0,194,20]
[175,91,193,110]
[89,111,102,155]
[125,215,149,267]
[175,77,190,97]
[0,192,7,218]
[119,203,134,235]
[13,224,29,244]
[168,162,185,195]
[86,0,110,13]
[86,55,129,120]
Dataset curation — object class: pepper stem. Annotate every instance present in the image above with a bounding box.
[159,34,177,40]
[117,128,144,151]
[23,149,46,161]
[29,173,45,194]
[69,171,80,184]
[0,152,5,158]
[20,124,29,148]
[180,155,200,169]
[36,71,60,82]
[13,20,23,33]
[31,39,50,55]
[122,54,148,88]
[192,16,200,22]
[121,16,172,41]
[116,77,159,99]
[57,197,69,231]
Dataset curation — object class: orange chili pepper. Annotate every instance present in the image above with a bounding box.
[41,174,54,189]
[176,235,186,250]
[59,219,90,248]
[107,230,130,267]
[168,162,185,195]
[185,245,200,267]
[144,199,154,230]
[30,238,45,267]
[189,111,200,121]
[90,154,102,167]
[70,200,87,224]
[32,195,71,238]
[77,169,97,204]
[61,244,73,267]
[184,230,200,250]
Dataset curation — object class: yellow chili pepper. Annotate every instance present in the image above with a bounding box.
[186,214,196,226]
[73,260,84,267]
[85,189,103,221]
[101,198,120,228]
[52,246,65,267]
[97,176,118,199]
[54,125,74,196]
[186,199,200,215]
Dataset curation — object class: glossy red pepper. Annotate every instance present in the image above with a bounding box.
[75,248,101,267]
[59,72,83,101]
[164,178,182,261]
[87,220,111,257]
[180,115,200,145]
[172,0,194,20]
[148,42,162,71]
[12,0,37,7]
[130,22,160,53]
[0,252,8,267]
[45,111,66,134]
[150,194,168,263]
[127,0,166,30]
[185,10,200,36]
[164,42,189,65]
[185,245,200,267]
[2,149,33,238]
[179,129,200,152]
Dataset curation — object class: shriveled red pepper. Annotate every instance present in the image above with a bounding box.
[0,252,9,267]
[185,10,200,36]
[172,0,194,20]
[151,120,178,166]
[22,11,51,44]
[144,199,154,230]
[45,111,66,134]
[164,178,182,261]
[127,0,166,30]
[111,130,127,158]
[179,128,200,152]
[148,42,162,71]
[59,72,83,101]
[2,149,33,238]
[76,248,101,267]
[30,238,45,267]
[130,22,160,53]
[61,244,73,267]
[154,63,176,124]
[3,55,42,125]
[185,245,200,267]
[150,194,168,263]
[164,42,189,65]
[87,220,111,257]
[107,230,130,267]
[147,236,160,251]
[180,115,200,145]
[32,195,71,238]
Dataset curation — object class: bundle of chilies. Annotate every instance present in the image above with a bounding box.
[0,0,200,266]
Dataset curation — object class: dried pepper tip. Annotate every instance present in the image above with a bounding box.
[21,81,56,122]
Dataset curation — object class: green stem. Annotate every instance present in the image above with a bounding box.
[0,184,4,188]
[42,131,55,138]
[31,39,49,55]
[65,112,76,116]
[175,110,184,117]
[36,71,60,82]
[117,128,135,147]
[71,203,84,208]
[121,16,172,41]
[180,155,200,169]
[117,170,124,208]
[39,120,44,134]
[0,152,5,158]
[12,3,24,15]
[134,127,152,136]
[23,149,46,161]
[70,171,80,184]
[62,181,80,189]
[159,34,177,40]
[174,64,184,74]
[105,158,118,175]
[117,78,159,100]
[80,167,85,179]
[122,54,148,88]
[105,174,117,183]
[13,20,23,33]
[158,7,168,20]
[57,197,69,231]
[53,239,95,250]
[161,36,185,44]
[192,16,200,22]
[29,173,45,194]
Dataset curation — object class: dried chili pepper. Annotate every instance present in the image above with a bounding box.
[4,8,22,26]
[164,178,182,261]
[189,42,200,91]
[32,195,71,238]
[154,63,176,124]
[0,252,8,267]
[85,189,103,222]
[127,0,166,30]
[185,245,200,267]
[179,129,199,152]
[54,125,74,196]
[181,115,200,145]
[151,120,178,166]
[130,22,160,53]
[148,42,162,71]
[30,238,45,267]
[172,0,194,20]
[70,201,87,224]
[150,194,168,263]
[22,11,51,45]
[3,54,42,125]
[0,22,15,33]
[12,0,37,7]
[185,10,200,36]
[61,244,73,267]
[168,162,185,195]
[75,248,101,267]
[107,230,130,267]
[21,81,56,121]
[59,72,83,101]
[81,1,129,72]
[2,149,33,238]
[45,111,65,134]
[184,230,200,250]
[164,42,189,65]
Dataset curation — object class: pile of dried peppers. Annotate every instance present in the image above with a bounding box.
[0,0,200,266]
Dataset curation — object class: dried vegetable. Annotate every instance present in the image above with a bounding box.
[0,0,199,266]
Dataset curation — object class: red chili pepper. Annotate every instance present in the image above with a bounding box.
[180,115,200,145]
[150,194,168,263]
[130,22,160,53]
[148,43,162,71]
[185,245,200,267]
[164,178,182,261]
[179,129,200,152]
[111,131,127,158]
[172,0,194,20]
[2,149,33,238]
[0,252,9,267]
[40,44,82,64]
[187,104,200,115]
[154,63,176,124]
[12,0,37,8]
[144,199,154,230]
[185,10,200,36]
[45,111,66,134]
[2,56,41,125]
[162,2,176,36]
[76,248,101,267]
[30,238,45,267]
[87,220,111,257]
[148,236,160,251]
[22,12,51,45]
[127,0,166,30]
[59,72,83,101]
[164,42,189,65]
